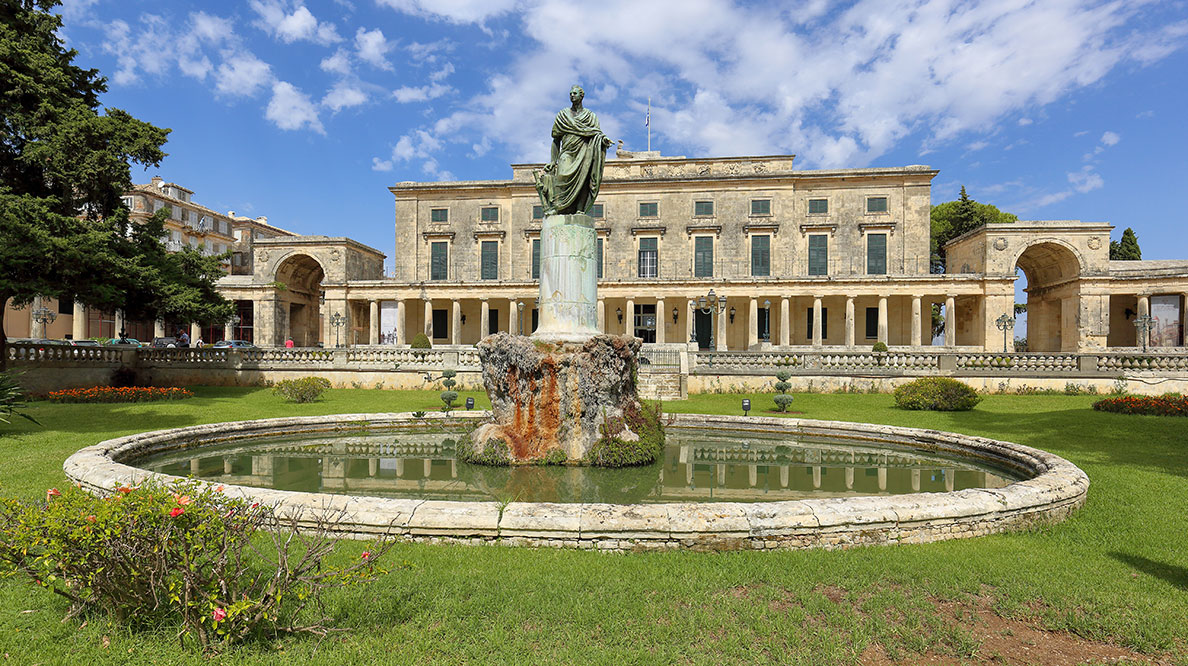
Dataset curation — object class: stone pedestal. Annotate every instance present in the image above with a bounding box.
[533,213,599,341]
[473,333,641,463]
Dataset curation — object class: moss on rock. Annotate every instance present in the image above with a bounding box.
[588,401,666,468]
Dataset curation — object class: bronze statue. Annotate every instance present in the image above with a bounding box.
[534,85,613,216]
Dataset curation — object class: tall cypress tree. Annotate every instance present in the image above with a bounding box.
[1109,227,1142,260]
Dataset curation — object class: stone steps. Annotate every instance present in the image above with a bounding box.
[638,371,685,401]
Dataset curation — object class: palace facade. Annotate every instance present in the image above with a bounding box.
[220,151,1188,351]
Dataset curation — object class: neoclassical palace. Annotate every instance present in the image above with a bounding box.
[215,151,1188,352]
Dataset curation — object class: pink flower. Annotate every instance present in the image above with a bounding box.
[172,494,192,506]
[46,488,61,501]
[169,507,185,518]
[361,551,371,560]
[211,607,227,622]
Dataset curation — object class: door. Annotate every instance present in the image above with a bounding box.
[695,311,713,349]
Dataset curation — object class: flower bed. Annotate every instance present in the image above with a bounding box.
[1092,393,1188,417]
[47,386,194,403]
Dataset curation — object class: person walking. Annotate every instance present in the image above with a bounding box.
[194,335,204,348]
[285,337,295,348]
[178,330,190,348]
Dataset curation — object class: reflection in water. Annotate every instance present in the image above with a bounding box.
[139,427,1018,504]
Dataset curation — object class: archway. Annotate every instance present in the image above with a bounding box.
[1013,242,1082,352]
[274,254,324,347]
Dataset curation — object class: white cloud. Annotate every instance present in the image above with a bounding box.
[1017,117,1033,126]
[323,82,368,111]
[320,48,352,75]
[215,52,273,97]
[372,157,394,171]
[1100,130,1120,146]
[392,83,452,103]
[191,11,233,44]
[355,27,393,70]
[266,81,324,132]
[966,140,989,152]
[376,0,518,24]
[250,1,341,45]
[429,62,455,82]
[1068,165,1104,193]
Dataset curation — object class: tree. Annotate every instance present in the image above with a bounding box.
[0,0,229,367]
[1109,227,1142,260]
[930,186,1018,272]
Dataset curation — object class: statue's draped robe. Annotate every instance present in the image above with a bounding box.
[548,106,611,215]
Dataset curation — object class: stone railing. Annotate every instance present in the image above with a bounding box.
[954,353,1083,373]
[6,343,126,365]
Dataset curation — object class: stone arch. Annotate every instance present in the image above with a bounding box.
[1012,240,1084,353]
[272,253,325,347]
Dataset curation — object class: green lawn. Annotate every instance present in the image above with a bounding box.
[1,387,1186,664]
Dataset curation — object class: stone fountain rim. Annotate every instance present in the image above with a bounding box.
[62,411,1089,552]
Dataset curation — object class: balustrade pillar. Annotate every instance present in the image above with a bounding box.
[845,297,855,347]
[480,298,490,338]
[747,297,759,349]
[369,300,379,345]
[395,299,405,345]
[877,297,888,345]
[451,299,461,345]
[812,296,823,347]
[945,295,956,346]
[779,297,790,346]
[73,300,87,341]
[911,296,922,346]
[656,298,666,344]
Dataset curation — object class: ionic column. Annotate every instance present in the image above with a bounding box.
[779,297,790,346]
[686,299,695,343]
[656,298,666,344]
[480,298,490,338]
[716,302,728,351]
[423,299,433,338]
[1137,294,1149,318]
[625,298,634,336]
[190,321,201,345]
[945,295,956,346]
[450,299,461,345]
[877,297,888,345]
[911,296,922,347]
[395,299,406,344]
[747,297,759,349]
[596,298,606,333]
[72,300,87,341]
[369,300,379,345]
[156,319,167,339]
[845,297,855,347]
[509,299,519,336]
[812,296,823,347]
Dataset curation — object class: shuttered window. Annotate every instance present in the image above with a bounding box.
[531,239,540,280]
[638,237,658,278]
[751,199,771,215]
[532,205,543,220]
[694,201,714,217]
[639,202,658,217]
[590,203,604,219]
[481,206,499,222]
[808,199,828,214]
[480,241,498,280]
[751,235,770,277]
[808,235,828,275]
[867,233,887,275]
[694,236,714,277]
[596,237,603,279]
[430,242,448,280]
[430,208,448,223]
[866,197,888,213]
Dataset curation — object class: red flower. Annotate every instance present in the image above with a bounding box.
[169,507,185,518]
[46,488,61,501]
[117,486,135,494]
[361,551,371,560]
[211,607,227,622]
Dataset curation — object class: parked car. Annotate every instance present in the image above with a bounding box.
[108,337,143,347]
[151,337,178,348]
[68,339,101,347]
[212,339,256,349]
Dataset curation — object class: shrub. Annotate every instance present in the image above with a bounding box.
[410,333,432,349]
[272,377,331,403]
[773,394,795,411]
[0,482,394,649]
[589,401,665,467]
[773,369,793,412]
[893,377,981,411]
[440,390,459,411]
[0,372,39,426]
[1093,394,1188,417]
[872,341,888,353]
[47,386,194,403]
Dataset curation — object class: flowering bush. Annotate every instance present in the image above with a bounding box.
[1092,394,1188,417]
[272,377,332,403]
[46,386,194,403]
[893,377,981,411]
[0,481,396,650]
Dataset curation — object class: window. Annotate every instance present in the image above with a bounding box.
[153,199,164,212]
[694,201,714,217]
[480,240,499,280]
[121,196,134,210]
[180,209,189,223]
[171,206,181,221]
[694,236,714,278]
[590,203,604,219]
[432,309,448,339]
[806,308,829,340]
[531,239,541,280]
[867,233,887,275]
[866,196,888,213]
[865,307,878,339]
[638,237,658,278]
[58,296,74,315]
[751,235,771,277]
[480,206,499,222]
[430,208,449,223]
[808,234,828,275]
[532,205,544,220]
[596,237,604,279]
[639,202,658,218]
[808,198,828,215]
[430,241,448,280]
[750,199,771,216]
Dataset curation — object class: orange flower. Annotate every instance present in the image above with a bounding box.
[172,493,193,506]
[46,488,61,500]
[169,507,185,518]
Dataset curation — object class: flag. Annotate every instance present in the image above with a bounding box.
[645,108,650,127]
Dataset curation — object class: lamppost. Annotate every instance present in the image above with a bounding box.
[762,299,771,342]
[31,304,56,337]
[995,313,1016,353]
[693,289,728,349]
[330,312,345,348]
[516,301,525,335]
[229,313,240,341]
[1134,314,1154,352]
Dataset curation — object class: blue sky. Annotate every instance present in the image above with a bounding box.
[56,0,1188,274]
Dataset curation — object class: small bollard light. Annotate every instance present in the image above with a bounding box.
[742,399,751,416]
[465,397,475,410]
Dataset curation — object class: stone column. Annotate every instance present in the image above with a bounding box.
[1137,294,1149,318]
[1182,294,1188,347]
[72,300,87,341]
[480,298,490,338]
[369,300,379,345]
[222,320,233,341]
[29,296,45,338]
[716,303,728,351]
[747,297,759,349]
[845,297,855,347]
[945,295,956,347]
[155,319,167,339]
[255,298,276,346]
[450,299,461,345]
[509,299,520,336]
[779,297,790,347]
[686,299,695,343]
[812,296,823,346]
[423,299,433,338]
[395,299,406,344]
[113,309,125,338]
[625,298,634,336]
[911,296,922,347]
[596,299,605,333]
[656,298,666,344]
[877,297,888,345]
[189,321,201,345]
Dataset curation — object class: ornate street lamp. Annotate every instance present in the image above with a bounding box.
[330,312,345,348]
[229,313,241,341]
[1134,314,1154,352]
[691,289,728,348]
[32,304,56,337]
[995,313,1016,353]
[516,301,525,335]
[762,299,771,342]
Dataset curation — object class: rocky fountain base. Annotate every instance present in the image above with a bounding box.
[460,332,662,466]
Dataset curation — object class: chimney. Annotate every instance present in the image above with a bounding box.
[256,216,268,223]
[151,176,163,187]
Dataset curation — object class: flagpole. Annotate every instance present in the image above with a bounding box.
[647,97,651,152]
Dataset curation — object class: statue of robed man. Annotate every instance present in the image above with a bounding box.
[534,85,613,216]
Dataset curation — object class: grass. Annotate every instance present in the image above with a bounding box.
[1,386,1186,664]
